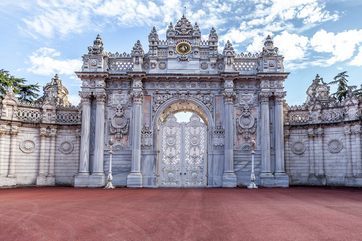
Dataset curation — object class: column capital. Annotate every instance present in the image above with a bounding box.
[79,91,92,104]
[131,90,144,105]
[40,127,47,138]
[94,91,107,103]
[223,91,236,105]
[10,125,19,136]
[0,125,7,136]
[352,124,361,135]
[260,91,272,103]
[308,127,314,137]
[50,128,57,137]
[274,91,287,102]
[316,127,323,136]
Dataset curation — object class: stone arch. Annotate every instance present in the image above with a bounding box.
[152,97,214,148]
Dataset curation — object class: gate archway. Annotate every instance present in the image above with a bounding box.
[152,99,213,188]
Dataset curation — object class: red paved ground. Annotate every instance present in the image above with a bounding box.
[0,187,362,241]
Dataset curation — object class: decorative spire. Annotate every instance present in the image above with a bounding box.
[193,22,201,37]
[131,40,144,55]
[37,74,72,107]
[262,35,278,56]
[208,27,218,42]
[166,22,175,38]
[148,27,159,43]
[88,34,104,54]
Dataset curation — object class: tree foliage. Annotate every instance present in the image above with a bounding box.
[328,71,349,102]
[0,69,40,102]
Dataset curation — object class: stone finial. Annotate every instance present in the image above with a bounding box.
[306,74,331,104]
[174,15,193,35]
[166,22,175,38]
[262,35,278,56]
[223,40,235,56]
[88,34,104,54]
[208,27,218,42]
[132,40,144,55]
[37,74,72,107]
[193,22,201,37]
[148,27,159,43]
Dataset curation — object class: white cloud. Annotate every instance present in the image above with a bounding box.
[348,46,362,66]
[68,94,81,106]
[310,29,362,66]
[27,47,82,76]
[274,31,309,61]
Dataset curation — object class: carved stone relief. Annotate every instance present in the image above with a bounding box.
[19,135,37,154]
[328,139,343,154]
[109,105,130,140]
[291,141,306,155]
[213,121,224,148]
[141,124,153,149]
[236,106,256,141]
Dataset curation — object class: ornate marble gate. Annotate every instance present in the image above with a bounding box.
[158,113,207,187]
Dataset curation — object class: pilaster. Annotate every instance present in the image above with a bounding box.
[89,91,107,187]
[75,91,92,187]
[127,76,144,187]
[274,92,288,187]
[8,125,18,179]
[0,125,7,177]
[259,91,274,186]
[344,125,353,178]
[351,125,361,177]
[37,127,53,186]
[222,77,237,187]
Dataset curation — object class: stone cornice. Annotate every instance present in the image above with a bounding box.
[75,72,109,79]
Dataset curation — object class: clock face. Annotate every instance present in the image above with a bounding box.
[176,42,191,55]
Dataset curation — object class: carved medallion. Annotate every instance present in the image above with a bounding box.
[291,141,306,155]
[176,42,191,55]
[143,62,149,70]
[201,62,208,70]
[328,140,343,153]
[110,106,130,140]
[59,141,74,154]
[19,140,37,154]
[159,62,167,70]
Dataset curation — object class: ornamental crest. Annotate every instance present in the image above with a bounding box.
[236,106,256,140]
[109,105,130,140]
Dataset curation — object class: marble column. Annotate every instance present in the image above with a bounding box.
[36,127,48,185]
[0,125,7,176]
[274,92,286,174]
[222,88,237,187]
[352,125,361,176]
[75,92,92,187]
[90,91,106,186]
[127,84,144,187]
[260,92,272,176]
[48,128,57,178]
[8,125,18,178]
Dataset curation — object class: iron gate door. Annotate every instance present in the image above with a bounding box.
[158,113,207,187]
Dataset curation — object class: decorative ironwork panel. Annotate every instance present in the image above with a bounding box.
[159,112,207,188]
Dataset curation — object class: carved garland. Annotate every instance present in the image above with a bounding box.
[109,105,130,140]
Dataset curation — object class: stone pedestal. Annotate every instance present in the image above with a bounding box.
[88,173,106,187]
[74,173,89,187]
[127,173,143,187]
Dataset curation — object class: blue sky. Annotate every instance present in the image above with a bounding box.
[1,0,362,106]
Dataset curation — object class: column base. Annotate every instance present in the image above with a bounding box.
[260,173,274,187]
[88,173,106,187]
[222,172,237,187]
[0,176,16,187]
[74,173,90,187]
[36,175,55,186]
[274,172,289,187]
[127,172,143,187]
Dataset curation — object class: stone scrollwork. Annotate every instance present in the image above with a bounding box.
[213,121,224,148]
[141,124,153,148]
[109,105,130,140]
[236,106,256,141]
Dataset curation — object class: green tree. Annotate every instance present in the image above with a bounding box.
[18,83,40,102]
[328,71,349,102]
[0,69,39,101]
[354,84,362,98]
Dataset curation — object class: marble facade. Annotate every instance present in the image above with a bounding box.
[0,16,361,188]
